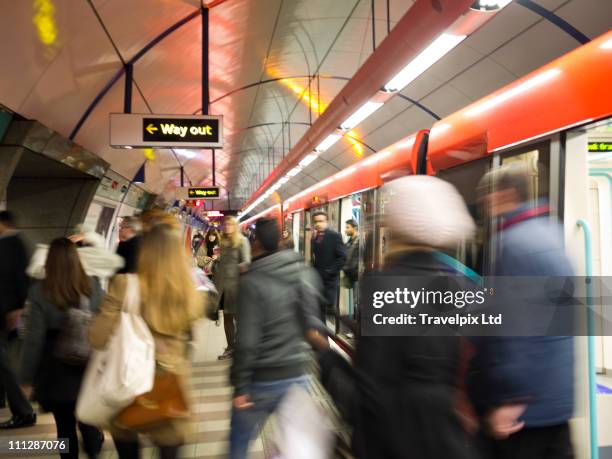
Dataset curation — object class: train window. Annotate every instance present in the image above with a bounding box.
[436,157,492,274]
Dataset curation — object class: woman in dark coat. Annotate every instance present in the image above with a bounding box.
[19,238,104,459]
[328,176,480,459]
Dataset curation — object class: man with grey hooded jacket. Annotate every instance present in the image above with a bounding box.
[229,217,328,459]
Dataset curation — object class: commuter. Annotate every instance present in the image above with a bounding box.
[229,217,328,459]
[469,164,575,458]
[196,228,220,277]
[0,211,36,429]
[191,230,204,255]
[214,216,251,360]
[311,211,346,320]
[321,176,479,459]
[281,228,294,250]
[116,216,142,274]
[19,238,104,458]
[27,231,124,285]
[341,219,359,315]
[90,213,202,459]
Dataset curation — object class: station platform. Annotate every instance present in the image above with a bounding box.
[0,318,348,459]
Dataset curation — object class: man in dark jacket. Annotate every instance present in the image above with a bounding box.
[116,216,142,274]
[311,211,346,321]
[469,164,575,458]
[0,211,36,428]
[229,217,328,459]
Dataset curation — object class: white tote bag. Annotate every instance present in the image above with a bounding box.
[76,274,156,426]
[275,384,334,459]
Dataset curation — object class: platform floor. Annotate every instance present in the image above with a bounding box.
[0,316,349,458]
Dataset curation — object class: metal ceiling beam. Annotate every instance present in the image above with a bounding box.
[243,0,475,209]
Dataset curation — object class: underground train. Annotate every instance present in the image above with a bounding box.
[240,31,612,458]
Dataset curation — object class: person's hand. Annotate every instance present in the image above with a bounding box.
[305,329,330,352]
[486,404,526,439]
[68,234,85,244]
[233,394,254,410]
[5,309,22,331]
[20,385,33,400]
[239,264,249,273]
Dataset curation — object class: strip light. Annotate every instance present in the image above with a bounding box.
[286,166,302,177]
[340,102,384,130]
[384,33,466,92]
[601,38,612,50]
[465,68,561,117]
[299,153,319,167]
[278,176,290,184]
[315,134,342,153]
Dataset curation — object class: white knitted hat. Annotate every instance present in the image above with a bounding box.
[382,175,476,249]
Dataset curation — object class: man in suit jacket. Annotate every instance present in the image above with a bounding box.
[311,210,346,321]
[0,211,35,429]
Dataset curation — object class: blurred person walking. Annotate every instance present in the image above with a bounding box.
[320,176,480,459]
[469,164,575,459]
[0,211,35,429]
[27,231,124,285]
[19,238,104,458]
[90,214,202,459]
[229,217,328,459]
[214,216,251,360]
[116,216,142,274]
[311,211,346,321]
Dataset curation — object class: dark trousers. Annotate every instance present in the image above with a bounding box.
[0,333,32,418]
[113,437,180,459]
[485,423,574,459]
[51,402,103,459]
[321,279,339,321]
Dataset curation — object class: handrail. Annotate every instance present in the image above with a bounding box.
[433,251,483,286]
[577,218,598,459]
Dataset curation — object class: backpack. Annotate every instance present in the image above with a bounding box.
[54,296,94,366]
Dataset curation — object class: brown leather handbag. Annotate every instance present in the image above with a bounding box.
[114,371,190,431]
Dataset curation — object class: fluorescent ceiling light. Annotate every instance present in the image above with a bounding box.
[601,38,612,50]
[336,166,357,179]
[384,33,466,92]
[124,146,133,149]
[315,133,342,153]
[286,166,302,177]
[465,68,561,117]
[278,177,290,184]
[175,149,197,159]
[470,0,512,11]
[299,153,318,168]
[340,101,384,130]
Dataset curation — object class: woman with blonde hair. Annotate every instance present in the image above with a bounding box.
[214,216,251,360]
[90,213,203,459]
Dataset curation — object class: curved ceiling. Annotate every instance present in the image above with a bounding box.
[0,0,610,211]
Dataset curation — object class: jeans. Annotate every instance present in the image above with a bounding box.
[229,375,309,459]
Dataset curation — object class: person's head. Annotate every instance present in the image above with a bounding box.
[383,176,475,252]
[478,164,531,218]
[138,214,200,335]
[42,238,92,309]
[206,229,219,243]
[0,210,15,234]
[312,210,329,232]
[221,216,241,248]
[119,216,142,241]
[252,217,280,257]
[345,219,358,237]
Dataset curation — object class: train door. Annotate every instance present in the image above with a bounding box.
[304,208,312,264]
[563,118,612,459]
[292,210,302,254]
